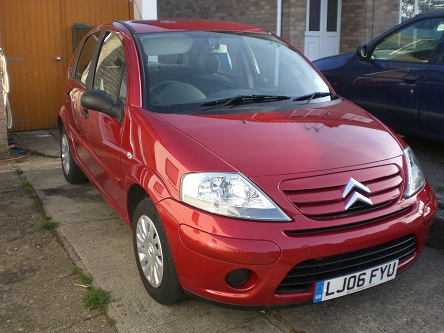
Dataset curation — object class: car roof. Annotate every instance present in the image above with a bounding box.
[116,19,268,34]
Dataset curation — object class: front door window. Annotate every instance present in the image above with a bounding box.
[372,18,444,62]
[93,33,127,104]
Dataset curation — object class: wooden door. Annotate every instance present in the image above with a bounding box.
[0,0,65,130]
[0,0,133,131]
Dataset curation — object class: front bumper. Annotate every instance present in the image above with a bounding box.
[155,184,437,307]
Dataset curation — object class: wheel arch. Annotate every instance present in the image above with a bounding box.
[127,183,149,224]
[126,168,173,226]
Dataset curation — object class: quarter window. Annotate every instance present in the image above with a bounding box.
[75,33,100,85]
[94,33,127,103]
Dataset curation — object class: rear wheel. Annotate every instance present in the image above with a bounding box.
[60,127,86,184]
[132,198,184,304]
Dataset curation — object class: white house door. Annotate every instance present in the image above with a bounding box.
[304,0,341,61]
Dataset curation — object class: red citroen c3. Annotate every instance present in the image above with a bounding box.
[58,19,437,308]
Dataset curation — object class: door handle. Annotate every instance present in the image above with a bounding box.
[402,75,418,83]
[81,109,89,118]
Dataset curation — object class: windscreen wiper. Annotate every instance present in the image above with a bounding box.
[201,94,290,110]
[293,91,332,103]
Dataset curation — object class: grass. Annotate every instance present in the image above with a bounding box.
[72,268,115,326]
[21,179,41,210]
[72,267,93,285]
[84,288,111,314]
[13,166,45,217]
[12,166,64,244]
[39,216,58,231]
[72,268,111,314]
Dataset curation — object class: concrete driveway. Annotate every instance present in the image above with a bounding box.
[13,131,444,333]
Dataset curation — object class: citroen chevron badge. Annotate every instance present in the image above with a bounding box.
[343,178,373,210]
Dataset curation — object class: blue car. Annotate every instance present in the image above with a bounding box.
[314,12,444,143]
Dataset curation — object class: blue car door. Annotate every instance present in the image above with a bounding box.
[339,17,444,133]
[340,58,428,131]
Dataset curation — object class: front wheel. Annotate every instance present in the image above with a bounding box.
[132,198,185,304]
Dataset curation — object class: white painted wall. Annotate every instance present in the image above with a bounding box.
[133,0,157,20]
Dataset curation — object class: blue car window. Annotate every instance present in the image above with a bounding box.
[372,18,444,63]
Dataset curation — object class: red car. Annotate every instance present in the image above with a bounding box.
[58,19,437,307]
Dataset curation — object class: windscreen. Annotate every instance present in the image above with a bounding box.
[136,31,331,113]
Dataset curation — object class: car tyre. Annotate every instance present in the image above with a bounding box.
[132,198,185,304]
[60,127,87,184]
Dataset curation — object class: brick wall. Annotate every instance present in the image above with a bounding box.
[158,0,308,51]
[281,0,306,50]
[158,0,277,33]
[340,0,399,53]
[158,0,400,56]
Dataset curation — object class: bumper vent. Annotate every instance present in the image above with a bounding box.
[276,235,416,294]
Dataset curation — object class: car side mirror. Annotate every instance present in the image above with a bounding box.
[356,45,370,59]
[81,89,123,122]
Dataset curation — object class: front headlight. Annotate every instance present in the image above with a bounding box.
[403,146,425,198]
[180,172,291,221]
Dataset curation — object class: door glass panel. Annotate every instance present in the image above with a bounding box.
[372,18,444,62]
[94,33,126,103]
[75,33,100,85]
[327,0,338,32]
[309,0,321,31]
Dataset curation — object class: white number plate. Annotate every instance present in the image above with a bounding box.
[313,259,399,303]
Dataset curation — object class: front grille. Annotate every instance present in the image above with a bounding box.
[281,164,403,219]
[284,206,412,236]
[276,235,416,294]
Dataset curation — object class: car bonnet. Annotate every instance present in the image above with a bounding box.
[155,100,404,177]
